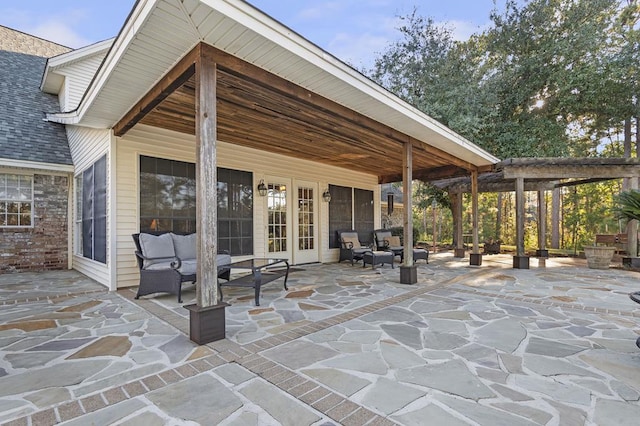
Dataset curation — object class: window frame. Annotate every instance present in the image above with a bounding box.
[328,185,374,248]
[74,155,107,264]
[0,172,35,228]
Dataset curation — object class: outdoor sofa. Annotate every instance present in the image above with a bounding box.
[132,231,231,303]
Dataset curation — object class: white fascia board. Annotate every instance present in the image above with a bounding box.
[206,1,499,165]
[46,0,159,126]
[0,159,74,174]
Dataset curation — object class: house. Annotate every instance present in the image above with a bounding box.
[0,26,72,272]
[6,0,498,290]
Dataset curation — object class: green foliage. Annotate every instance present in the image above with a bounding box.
[368,0,638,160]
[615,189,640,221]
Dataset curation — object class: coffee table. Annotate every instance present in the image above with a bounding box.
[218,258,289,306]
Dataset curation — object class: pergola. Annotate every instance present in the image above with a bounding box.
[433,157,640,268]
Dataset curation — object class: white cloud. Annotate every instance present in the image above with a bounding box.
[0,7,91,48]
[297,2,345,20]
[29,19,91,48]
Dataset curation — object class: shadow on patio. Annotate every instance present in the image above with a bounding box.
[1,254,640,425]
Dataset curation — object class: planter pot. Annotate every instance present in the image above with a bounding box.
[583,246,616,269]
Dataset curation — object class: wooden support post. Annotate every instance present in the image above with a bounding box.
[186,46,227,344]
[453,192,465,258]
[400,141,417,284]
[628,178,639,258]
[470,170,482,265]
[551,188,560,249]
[513,177,529,269]
[536,190,548,258]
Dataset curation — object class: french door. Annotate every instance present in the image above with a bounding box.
[266,177,292,261]
[294,181,319,264]
[265,178,319,264]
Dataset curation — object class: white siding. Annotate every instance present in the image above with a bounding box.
[66,126,110,172]
[56,54,105,112]
[115,124,380,289]
[66,125,112,287]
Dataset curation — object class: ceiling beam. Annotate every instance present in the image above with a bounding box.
[113,45,200,137]
[503,162,640,179]
[379,165,469,184]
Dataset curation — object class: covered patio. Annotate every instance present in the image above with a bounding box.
[1,256,640,425]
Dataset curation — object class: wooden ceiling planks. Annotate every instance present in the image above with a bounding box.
[129,42,478,181]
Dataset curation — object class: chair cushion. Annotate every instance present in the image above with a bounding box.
[171,233,197,260]
[384,236,402,248]
[139,233,176,268]
[342,236,361,249]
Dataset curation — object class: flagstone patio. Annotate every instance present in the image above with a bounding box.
[1,254,640,425]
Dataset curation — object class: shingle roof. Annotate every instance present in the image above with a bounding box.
[0,50,72,165]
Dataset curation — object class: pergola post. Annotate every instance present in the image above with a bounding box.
[400,141,417,284]
[469,170,482,265]
[536,190,549,258]
[453,192,465,258]
[627,178,639,258]
[513,177,530,269]
[551,188,560,249]
[185,47,227,345]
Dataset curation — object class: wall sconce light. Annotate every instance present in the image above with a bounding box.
[387,193,394,215]
[257,179,268,197]
[322,188,332,202]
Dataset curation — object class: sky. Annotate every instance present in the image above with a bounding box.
[1,0,510,68]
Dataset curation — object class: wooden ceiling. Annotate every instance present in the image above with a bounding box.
[117,43,479,183]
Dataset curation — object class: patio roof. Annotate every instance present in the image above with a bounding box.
[43,0,498,183]
[433,157,640,194]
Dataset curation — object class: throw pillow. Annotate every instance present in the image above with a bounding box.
[384,236,402,247]
[342,236,361,249]
[171,233,197,260]
[139,233,176,268]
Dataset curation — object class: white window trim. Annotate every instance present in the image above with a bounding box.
[0,173,35,228]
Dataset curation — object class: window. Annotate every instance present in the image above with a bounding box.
[328,185,374,248]
[0,174,33,227]
[354,188,374,245]
[328,185,352,248]
[76,155,107,263]
[139,156,253,256]
[140,156,196,233]
[218,167,253,256]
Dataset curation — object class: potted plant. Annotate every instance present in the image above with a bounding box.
[615,189,640,268]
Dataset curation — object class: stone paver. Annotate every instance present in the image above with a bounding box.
[1,255,640,425]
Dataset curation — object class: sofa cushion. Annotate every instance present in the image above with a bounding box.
[217,254,231,266]
[171,233,197,260]
[145,261,176,271]
[178,259,197,276]
[139,233,176,268]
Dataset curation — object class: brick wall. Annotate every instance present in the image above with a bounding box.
[0,174,69,273]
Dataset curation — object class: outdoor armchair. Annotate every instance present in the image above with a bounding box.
[338,230,372,265]
[373,229,404,260]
